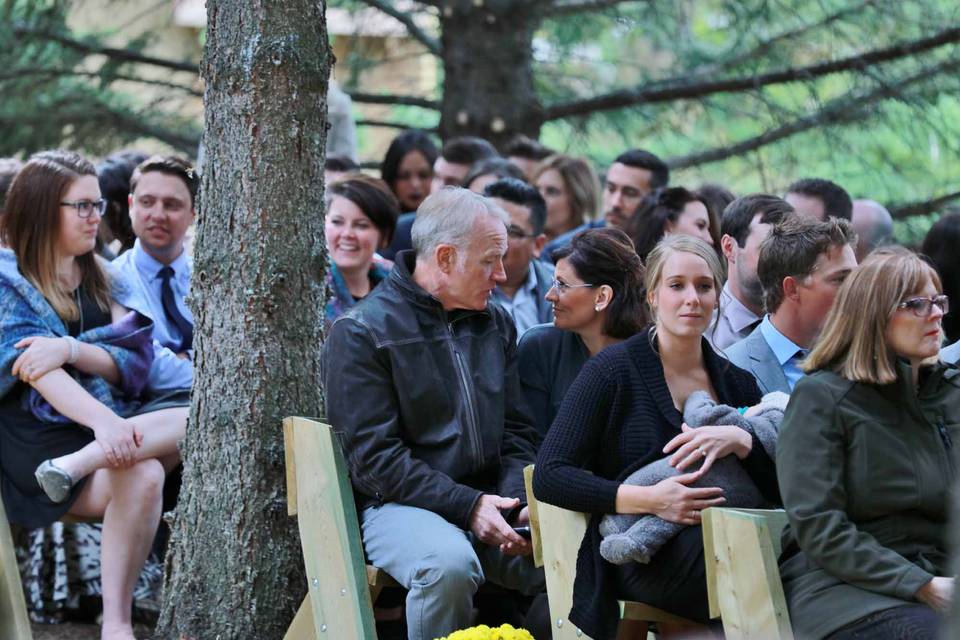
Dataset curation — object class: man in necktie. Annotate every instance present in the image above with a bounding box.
[112,156,198,360]
[726,216,858,393]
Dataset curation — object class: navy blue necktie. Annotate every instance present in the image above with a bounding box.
[158,266,193,352]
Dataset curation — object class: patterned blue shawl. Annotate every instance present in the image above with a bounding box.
[0,249,154,422]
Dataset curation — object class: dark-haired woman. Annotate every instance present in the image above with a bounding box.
[380,129,438,213]
[325,174,400,328]
[921,211,960,344]
[518,227,647,438]
[96,150,149,255]
[533,235,778,639]
[629,187,719,262]
[1,150,186,640]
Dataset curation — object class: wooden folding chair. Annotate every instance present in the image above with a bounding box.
[0,498,31,640]
[523,466,700,640]
[282,416,398,640]
[702,507,793,640]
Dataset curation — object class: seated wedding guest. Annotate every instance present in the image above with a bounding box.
[324,174,400,328]
[324,188,543,640]
[922,211,960,344]
[785,177,853,221]
[0,150,188,640]
[629,187,719,262]
[698,183,736,226]
[463,157,525,193]
[505,135,554,183]
[380,129,437,213]
[518,228,646,437]
[324,154,360,186]
[777,248,956,640]
[851,199,893,261]
[534,235,778,640]
[725,216,857,393]
[112,156,197,358]
[533,154,600,242]
[485,178,554,338]
[97,150,149,255]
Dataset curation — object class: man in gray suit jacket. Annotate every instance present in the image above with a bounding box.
[726,216,858,393]
[942,340,960,364]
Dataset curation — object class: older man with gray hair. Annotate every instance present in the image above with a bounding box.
[323,187,544,640]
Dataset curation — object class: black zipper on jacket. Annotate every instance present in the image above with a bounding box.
[937,421,953,451]
[446,317,484,465]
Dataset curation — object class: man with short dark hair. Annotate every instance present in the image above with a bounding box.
[726,216,858,393]
[324,188,543,640]
[485,178,554,337]
[505,135,554,182]
[851,199,894,261]
[602,149,669,231]
[785,177,853,221]
[542,148,667,261]
[113,155,198,358]
[431,136,499,192]
[710,194,795,350]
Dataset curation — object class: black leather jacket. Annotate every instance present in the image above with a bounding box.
[323,251,540,530]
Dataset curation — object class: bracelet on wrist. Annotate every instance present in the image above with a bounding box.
[64,336,80,364]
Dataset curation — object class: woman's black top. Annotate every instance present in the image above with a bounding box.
[533,329,778,639]
[517,324,590,439]
[0,287,111,527]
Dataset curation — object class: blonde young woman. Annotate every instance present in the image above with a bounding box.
[0,151,186,640]
[534,235,778,639]
[777,248,956,640]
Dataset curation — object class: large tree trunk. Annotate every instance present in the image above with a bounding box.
[438,0,544,149]
[156,1,330,638]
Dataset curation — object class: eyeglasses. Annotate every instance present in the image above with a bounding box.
[549,278,595,294]
[897,295,949,317]
[506,225,537,239]
[61,199,107,218]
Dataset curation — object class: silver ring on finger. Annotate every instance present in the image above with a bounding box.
[698,446,707,457]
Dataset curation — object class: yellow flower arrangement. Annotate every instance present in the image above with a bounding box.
[434,623,535,640]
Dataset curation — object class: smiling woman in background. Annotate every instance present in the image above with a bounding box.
[324,174,400,328]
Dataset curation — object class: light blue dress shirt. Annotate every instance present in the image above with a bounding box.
[759,315,805,391]
[112,240,193,391]
[492,265,541,340]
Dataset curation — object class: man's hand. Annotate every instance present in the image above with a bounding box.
[916,576,953,612]
[469,494,530,555]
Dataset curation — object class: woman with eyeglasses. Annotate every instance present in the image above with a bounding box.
[0,150,186,640]
[518,228,647,438]
[777,248,956,640]
[533,235,778,639]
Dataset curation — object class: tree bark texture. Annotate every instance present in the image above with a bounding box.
[438,0,545,149]
[156,2,329,638]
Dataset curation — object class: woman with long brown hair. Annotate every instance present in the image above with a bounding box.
[0,150,186,640]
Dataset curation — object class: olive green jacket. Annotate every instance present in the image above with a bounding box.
[777,361,959,639]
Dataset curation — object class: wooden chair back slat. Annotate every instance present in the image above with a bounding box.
[283,417,378,640]
[0,499,32,640]
[521,465,543,568]
[702,507,793,640]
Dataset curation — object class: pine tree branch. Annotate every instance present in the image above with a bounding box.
[12,24,199,74]
[353,0,441,56]
[544,0,641,17]
[0,67,202,96]
[890,190,960,219]
[544,26,960,120]
[356,118,437,132]
[667,58,960,169]
[346,91,440,110]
